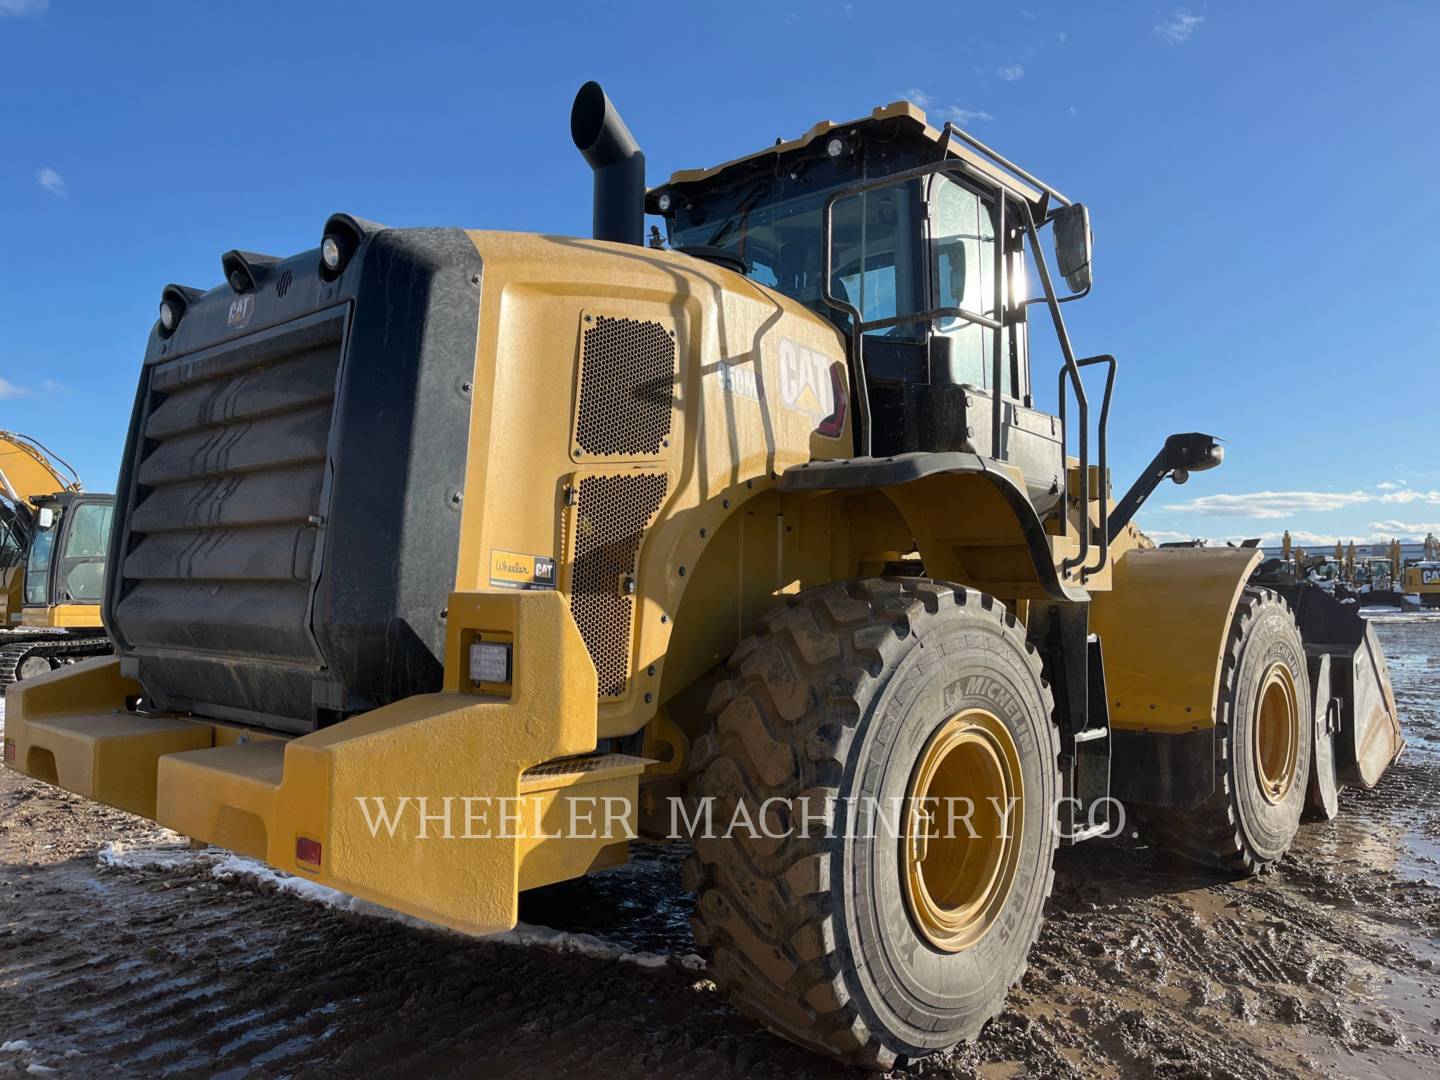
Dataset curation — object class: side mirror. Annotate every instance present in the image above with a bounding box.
[1052,203,1093,293]
[36,507,55,529]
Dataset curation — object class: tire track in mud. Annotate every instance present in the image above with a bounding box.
[1,614,1438,1078]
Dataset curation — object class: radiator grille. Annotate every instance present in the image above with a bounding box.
[573,314,675,459]
[569,472,668,698]
[117,310,343,667]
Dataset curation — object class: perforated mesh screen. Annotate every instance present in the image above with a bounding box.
[574,315,675,458]
[569,472,668,698]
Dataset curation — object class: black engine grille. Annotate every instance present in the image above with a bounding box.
[116,310,344,694]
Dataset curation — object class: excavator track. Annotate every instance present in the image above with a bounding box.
[0,635,111,685]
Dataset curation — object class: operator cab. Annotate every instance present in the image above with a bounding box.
[23,493,115,614]
[650,101,1098,518]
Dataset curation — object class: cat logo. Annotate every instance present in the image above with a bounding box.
[779,338,847,437]
[1423,569,1440,586]
[227,294,255,329]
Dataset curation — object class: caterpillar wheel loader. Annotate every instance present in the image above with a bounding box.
[0,431,114,683]
[4,84,1403,1068]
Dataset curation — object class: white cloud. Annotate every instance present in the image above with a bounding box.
[1021,8,1038,20]
[997,64,1025,82]
[1368,521,1440,538]
[944,106,995,125]
[1378,489,1440,505]
[904,89,995,126]
[1376,481,1399,490]
[1155,10,1203,44]
[1165,485,1440,519]
[42,378,70,394]
[0,0,48,16]
[36,166,66,198]
[1164,490,1372,519]
[1142,529,1200,544]
[1058,31,1068,44]
[0,376,35,400]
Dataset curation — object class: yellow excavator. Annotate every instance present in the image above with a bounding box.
[0,431,113,682]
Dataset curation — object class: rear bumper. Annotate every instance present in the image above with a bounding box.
[3,590,642,935]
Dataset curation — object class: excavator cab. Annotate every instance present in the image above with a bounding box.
[0,431,114,682]
[22,494,115,619]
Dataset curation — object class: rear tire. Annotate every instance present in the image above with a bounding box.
[683,578,1059,1069]
[1136,587,1311,874]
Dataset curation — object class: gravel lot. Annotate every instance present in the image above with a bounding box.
[1,611,1437,1078]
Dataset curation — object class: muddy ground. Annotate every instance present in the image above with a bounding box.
[1,611,1437,1079]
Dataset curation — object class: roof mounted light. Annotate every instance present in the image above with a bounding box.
[825,136,846,158]
[157,284,202,339]
[221,250,279,294]
[657,192,672,213]
[318,213,379,282]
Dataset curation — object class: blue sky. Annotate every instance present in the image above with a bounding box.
[2,1,1436,549]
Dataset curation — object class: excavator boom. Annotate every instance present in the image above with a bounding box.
[0,430,81,507]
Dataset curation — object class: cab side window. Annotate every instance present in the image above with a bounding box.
[930,178,997,388]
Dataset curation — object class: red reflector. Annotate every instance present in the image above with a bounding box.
[295,836,322,866]
[3,740,14,763]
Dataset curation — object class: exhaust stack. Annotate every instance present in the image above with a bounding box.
[571,81,645,246]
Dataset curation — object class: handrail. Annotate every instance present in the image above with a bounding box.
[939,122,1073,209]
[1057,355,1117,580]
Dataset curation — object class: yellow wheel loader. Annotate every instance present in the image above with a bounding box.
[0,431,114,682]
[4,84,1403,1068]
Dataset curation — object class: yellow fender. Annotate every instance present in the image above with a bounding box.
[1090,547,1262,735]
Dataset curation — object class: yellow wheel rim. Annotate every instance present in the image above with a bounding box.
[903,709,1024,953]
[1253,662,1300,804]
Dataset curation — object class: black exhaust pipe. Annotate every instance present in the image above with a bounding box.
[570,81,645,246]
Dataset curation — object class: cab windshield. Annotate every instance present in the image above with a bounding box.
[667,167,926,332]
[667,166,1008,379]
[23,501,112,606]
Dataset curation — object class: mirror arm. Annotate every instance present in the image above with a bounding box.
[1020,280,1091,308]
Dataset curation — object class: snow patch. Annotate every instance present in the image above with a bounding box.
[2,1041,32,1052]
[97,839,700,972]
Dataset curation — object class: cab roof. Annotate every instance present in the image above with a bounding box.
[661,100,1047,207]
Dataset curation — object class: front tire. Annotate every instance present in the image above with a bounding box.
[683,578,1059,1069]
[1137,587,1312,873]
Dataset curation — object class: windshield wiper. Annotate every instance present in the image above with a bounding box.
[706,178,772,249]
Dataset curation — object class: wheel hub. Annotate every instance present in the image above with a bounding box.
[1254,662,1300,804]
[903,708,1024,952]
[17,654,54,681]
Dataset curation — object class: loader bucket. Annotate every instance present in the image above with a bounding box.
[1285,583,1404,788]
